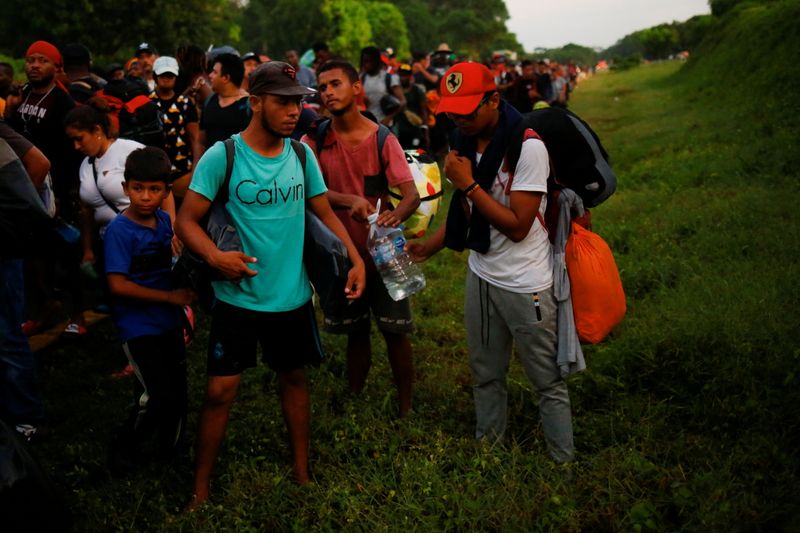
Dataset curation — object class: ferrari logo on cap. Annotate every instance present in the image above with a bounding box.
[284,65,296,79]
[446,72,463,94]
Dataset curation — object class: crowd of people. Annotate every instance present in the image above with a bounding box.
[0,37,580,510]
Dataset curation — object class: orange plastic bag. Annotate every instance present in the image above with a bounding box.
[565,222,626,343]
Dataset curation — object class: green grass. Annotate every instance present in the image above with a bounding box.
[31,3,800,530]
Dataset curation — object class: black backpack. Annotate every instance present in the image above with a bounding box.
[506,106,616,209]
[100,79,166,150]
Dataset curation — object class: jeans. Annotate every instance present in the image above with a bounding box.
[0,259,44,425]
[464,270,574,463]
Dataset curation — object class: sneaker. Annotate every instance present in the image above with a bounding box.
[15,423,49,443]
[111,364,135,379]
[63,322,87,336]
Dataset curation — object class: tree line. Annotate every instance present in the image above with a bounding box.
[0,0,522,63]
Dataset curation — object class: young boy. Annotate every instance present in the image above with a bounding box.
[103,146,195,474]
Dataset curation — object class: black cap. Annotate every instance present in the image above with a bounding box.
[63,43,91,67]
[242,52,261,63]
[136,42,157,56]
[248,61,316,97]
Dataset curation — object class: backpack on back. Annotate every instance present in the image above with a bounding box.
[98,79,166,149]
[506,106,625,344]
[507,106,616,209]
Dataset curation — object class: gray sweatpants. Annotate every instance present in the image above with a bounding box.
[464,270,574,463]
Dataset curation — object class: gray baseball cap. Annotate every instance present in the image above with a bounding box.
[248,61,316,97]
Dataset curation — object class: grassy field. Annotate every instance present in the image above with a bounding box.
[31,5,800,531]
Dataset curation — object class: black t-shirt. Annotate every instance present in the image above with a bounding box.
[200,94,251,148]
[7,84,82,198]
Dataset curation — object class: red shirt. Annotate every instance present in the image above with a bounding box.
[302,123,414,264]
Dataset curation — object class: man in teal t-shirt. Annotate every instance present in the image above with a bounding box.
[177,62,366,508]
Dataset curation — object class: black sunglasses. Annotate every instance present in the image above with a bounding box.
[446,94,492,121]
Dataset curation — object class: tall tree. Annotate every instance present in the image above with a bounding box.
[241,0,324,57]
[365,2,411,59]
[321,0,373,63]
[0,0,241,60]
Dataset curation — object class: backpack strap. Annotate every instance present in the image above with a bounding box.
[289,138,307,176]
[90,157,121,214]
[375,123,390,177]
[313,118,332,158]
[220,138,235,204]
[385,72,393,94]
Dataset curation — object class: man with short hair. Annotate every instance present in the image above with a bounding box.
[178,61,365,506]
[136,42,159,92]
[285,49,316,89]
[302,59,420,417]
[359,46,406,127]
[312,42,331,70]
[5,41,86,337]
[240,52,261,92]
[411,51,440,91]
[150,56,201,184]
[199,53,250,154]
[396,63,429,150]
[407,62,575,463]
[62,43,106,103]
[507,59,540,113]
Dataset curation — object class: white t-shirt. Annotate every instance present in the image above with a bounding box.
[362,70,400,123]
[79,138,144,226]
[468,138,553,293]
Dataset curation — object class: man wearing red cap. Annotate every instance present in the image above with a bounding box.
[6,41,80,201]
[5,41,86,336]
[407,62,575,463]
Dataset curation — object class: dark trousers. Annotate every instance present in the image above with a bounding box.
[120,328,187,456]
[0,259,44,426]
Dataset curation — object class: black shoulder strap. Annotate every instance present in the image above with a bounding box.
[289,139,307,176]
[314,119,332,158]
[220,138,235,204]
[90,156,121,214]
[385,72,392,94]
[376,124,390,176]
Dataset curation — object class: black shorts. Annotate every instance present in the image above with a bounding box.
[323,272,414,335]
[207,299,324,376]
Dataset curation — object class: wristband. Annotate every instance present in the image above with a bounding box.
[464,182,480,197]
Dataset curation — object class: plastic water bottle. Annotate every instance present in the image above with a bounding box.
[367,200,426,301]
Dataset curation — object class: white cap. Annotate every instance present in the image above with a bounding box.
[153,56,179,76]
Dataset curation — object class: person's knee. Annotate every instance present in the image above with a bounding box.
[204,377,239,407]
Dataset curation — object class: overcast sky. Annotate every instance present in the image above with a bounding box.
[505,0,711,50]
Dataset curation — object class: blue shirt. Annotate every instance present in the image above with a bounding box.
[189,134,327,312]
[104,209,181,342]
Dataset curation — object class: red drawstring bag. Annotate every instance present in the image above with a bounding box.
[565,222,626,343]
